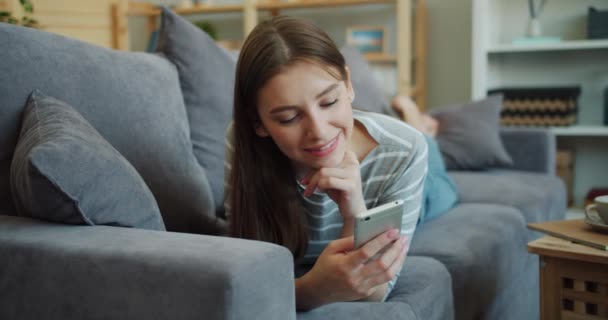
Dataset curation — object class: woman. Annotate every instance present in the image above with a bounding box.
[224,16,428,310]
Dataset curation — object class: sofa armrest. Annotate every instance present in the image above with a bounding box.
[0,215,295,320]
[500,127,556,174]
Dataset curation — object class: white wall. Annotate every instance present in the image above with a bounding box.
[425,0,472,109]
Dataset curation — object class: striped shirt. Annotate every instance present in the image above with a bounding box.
[224,110,428,298]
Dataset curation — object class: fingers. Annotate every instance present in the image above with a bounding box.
[343,151,359,165]
[303,167,350,197]
[349,229,400,267]
[360,237,408,282]
[366,242,408,289]
[326,236,355,254]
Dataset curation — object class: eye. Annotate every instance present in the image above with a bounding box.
[278,114,299,124]
[320,99,338,107]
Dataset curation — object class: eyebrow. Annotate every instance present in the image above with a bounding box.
[269,83,339,114]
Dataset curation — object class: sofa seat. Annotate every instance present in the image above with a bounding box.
[408,203,528,320]
[297,256,454,320]
[449,170,566,225]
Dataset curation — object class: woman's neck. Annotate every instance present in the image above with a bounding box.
[349,119,378,163]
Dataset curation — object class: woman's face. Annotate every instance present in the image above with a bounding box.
[255,60,354,174]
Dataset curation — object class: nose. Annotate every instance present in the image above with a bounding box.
[305,110,326,140]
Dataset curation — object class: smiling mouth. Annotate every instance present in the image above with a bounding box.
[305,134,340,157]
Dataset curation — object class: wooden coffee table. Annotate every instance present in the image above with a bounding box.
[528,235,608,319]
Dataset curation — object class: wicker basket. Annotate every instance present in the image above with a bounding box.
[488,87,581,127]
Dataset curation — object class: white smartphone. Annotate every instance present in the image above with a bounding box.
[354,200,404,249]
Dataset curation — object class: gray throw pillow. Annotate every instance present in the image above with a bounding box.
[341,45,395,116]
[432,95,514,170]
[0,23,219,234]
[10,91,166,231]
[157,7,236,214]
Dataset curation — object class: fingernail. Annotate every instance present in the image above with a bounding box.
[401,237,407,245]
[388,229,399,239]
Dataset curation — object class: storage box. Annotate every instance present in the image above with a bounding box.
[588,7,608,40]
[488,87,581,127]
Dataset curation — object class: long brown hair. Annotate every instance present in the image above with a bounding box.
[229,16,348,260]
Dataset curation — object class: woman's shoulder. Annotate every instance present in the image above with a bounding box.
[354,110,425,152]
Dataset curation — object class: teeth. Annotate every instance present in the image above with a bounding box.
[318,137,335,151]
[319,141,332,150]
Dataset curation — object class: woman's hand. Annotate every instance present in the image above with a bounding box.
[301,151,366,219]
[295,229,409,310]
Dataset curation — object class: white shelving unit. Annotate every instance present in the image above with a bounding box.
[472,0,608,207]
[488,39,608,53]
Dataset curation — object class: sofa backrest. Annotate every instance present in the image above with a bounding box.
[0,23,222,234]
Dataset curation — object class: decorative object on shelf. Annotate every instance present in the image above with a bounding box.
[194,20,218,40]
[488,87,581,127]
[587,7,608,40]
[346,26,387,56]
[526,0,547,37]
[0,0,37,28]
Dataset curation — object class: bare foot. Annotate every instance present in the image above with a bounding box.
[391,96,438,137]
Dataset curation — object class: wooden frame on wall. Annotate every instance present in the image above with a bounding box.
[345,25,388,57]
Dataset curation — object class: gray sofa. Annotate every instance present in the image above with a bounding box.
[0,22,566,320]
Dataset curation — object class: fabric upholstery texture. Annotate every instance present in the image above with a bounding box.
[420,135,459,223]
[0,23,220,234]
[500,127,556,174]
[10,91,165,231]
[157,7,236,214]
[449,170,566,239]
[341,45,395,116]
[0,215,295,320]
[297,256,454,320]
[432,95,514,170]
[409,203,528,320]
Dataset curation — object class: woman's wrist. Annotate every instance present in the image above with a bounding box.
[340,218,355,238]
[295,273,325,311]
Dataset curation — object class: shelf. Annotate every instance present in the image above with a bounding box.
[258,0,393,11]
[174,4,244,14]
[550,125,608,137]
[364,53,396,63]
[488,39,608,54]
[128,3,243,16]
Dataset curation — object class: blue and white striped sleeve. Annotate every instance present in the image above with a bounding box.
[378,129,428,300]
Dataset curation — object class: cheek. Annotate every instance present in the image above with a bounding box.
[268,128,301,152]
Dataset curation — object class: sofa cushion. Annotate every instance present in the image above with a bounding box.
[10,91,165,231]
[157,7,236,214]
[0,23,221,234]
[449,170,567,225]
[341,45,394,116]
[409,203,527,320]
[296,256,453,320]
[432,95,513,170]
